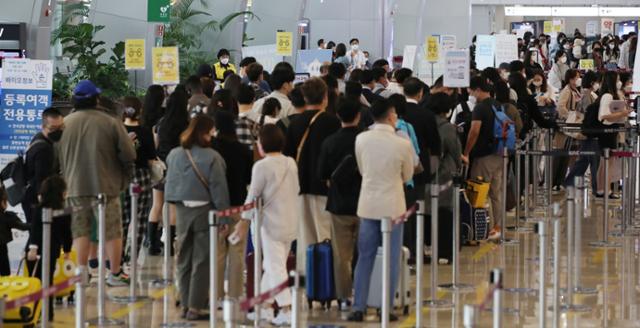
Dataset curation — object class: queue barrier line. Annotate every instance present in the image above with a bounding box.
[215,202,256,218]
[239,277,292,311]
[610,150,640,158]
[516,150,598,157]
[4,274,81,310]
[392,203,419,225]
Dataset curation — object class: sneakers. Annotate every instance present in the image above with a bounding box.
[347,311,364,322]
[246,308,274,322]
[106,270,130,287]
[271,310,292,326]
[488,226,501,241]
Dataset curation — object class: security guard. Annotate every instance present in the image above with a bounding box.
[213,48,236,81]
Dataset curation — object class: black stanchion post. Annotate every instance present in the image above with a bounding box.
[209,210,219,328]
[501,147,518,244]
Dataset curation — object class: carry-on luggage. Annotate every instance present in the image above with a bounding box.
[5,257,42,328]
[305,240,336,309]
[460,191,489,243]
[366,246,411,315]
[53,250,76,301]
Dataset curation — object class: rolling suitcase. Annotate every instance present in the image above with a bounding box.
[366,246,411,315]
[53,250,76,302]
[4,258,42,328]
[305,240,336,309]
[460,191,489,243]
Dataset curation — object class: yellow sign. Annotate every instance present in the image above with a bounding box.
[152,47,180,85]
[125,39,145,70]
[276,32,293,56]
[543,21,552,34]
[552,19,563,33]
[426,36,439,62]
[579,59,595,71]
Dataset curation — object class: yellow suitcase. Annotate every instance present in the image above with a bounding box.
[0,276,42,328]
[466,177,490,208]
[53,250,76,298]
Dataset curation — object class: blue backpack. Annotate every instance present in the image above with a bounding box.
[491,105,516,155]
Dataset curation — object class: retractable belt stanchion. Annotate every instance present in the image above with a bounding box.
[415,200,425,328]
[572,177,597,295]
[440,173,474,292]
[551,217,560,328]
[531,131,539,214]
[561,187,592,311]
[424,184,452,309]
[590,149,621,248]
[151,202,173,287]
[546,130,553,220]
[501,147,518,245]
[491,269,503,328]
[223,298,237,328]
[508,141,532,232]
[463,304,479,328]
[290,271,302,328]
[536,219,548,328]
[381,218,392,328]
[253,198,263,328]
[88,194,124,326]
[41,208,52,328]
[524,139,531,220]
[114,184,148,303]
[209,210,219,328]
[75,267,87,328]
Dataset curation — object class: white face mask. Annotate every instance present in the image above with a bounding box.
[625,85,633,92]
[609,43,615,49]
[533,81,543,87]
[592,83,600,91]
[351,44,359,51]
[221,58,229,65]
[500,71,509,81]
[560,56,567,64]
[617,81,623,90]
[468,95,477,103]
[563,44,571,50]
[575,78,582,87]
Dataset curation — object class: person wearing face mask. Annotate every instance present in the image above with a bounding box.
[552,69,582,191]
[564,71,601,193]
[548,49,570,90]
[213,48,237,82]
[349,38,367,70]
[603,40,620,67]
[529,70,556,111]
[549,33,567,60]
[620,72,633,94]
[22,107,65,226]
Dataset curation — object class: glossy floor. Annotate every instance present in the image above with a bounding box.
[50,193,640,327]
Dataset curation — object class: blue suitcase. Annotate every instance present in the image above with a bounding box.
[305,239,336,309]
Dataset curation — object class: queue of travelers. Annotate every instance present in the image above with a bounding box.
[0,31,636,326]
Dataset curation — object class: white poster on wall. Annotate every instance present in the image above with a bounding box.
[601,18,614,36]
[494,34,518,66]
[475,35,495,70]
[401,45,418,70]
[440,35,457,52]
[242,44,279,73]
[444,49,470,88]
[586,21,598,37]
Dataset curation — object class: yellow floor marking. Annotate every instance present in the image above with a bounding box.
[471,242,497,261]
[108,286,173,321]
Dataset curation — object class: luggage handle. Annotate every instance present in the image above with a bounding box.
[17,256,40,278]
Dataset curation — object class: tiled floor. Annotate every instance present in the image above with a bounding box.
[49,192,640,327]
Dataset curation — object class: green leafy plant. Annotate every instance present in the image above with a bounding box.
[163,0,257,80]
[52,2,132,99]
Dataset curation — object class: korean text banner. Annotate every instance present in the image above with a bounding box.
[295,49,333,76]
[0,59,53,163]
[152,47,179,85]
[125,39,146,70]
[444,49,470,88]
[475,35,495,70]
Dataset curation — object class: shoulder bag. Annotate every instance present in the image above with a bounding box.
[295,111,323,163]
[185,148,212,202]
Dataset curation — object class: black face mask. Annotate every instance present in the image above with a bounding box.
[48,130,63,142]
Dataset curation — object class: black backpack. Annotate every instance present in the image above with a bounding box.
[0,139,46,206]
[581,99,604,139]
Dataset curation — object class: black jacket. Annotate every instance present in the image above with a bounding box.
[284,110,341,195]
[24,133,55,205]
[0,211,29,245]
[317,127,362,215]
[211,137,253,206]
[403,101,441,184]
[362,88,383,105]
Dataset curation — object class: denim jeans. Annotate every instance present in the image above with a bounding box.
[352,218,404,312]
[564,138,600,193]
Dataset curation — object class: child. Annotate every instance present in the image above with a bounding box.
[243,124,299,326]
[0,185,30,276]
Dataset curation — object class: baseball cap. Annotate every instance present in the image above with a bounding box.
[73,80,101,99]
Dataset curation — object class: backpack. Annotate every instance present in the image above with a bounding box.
[491,105,516,155]
[0,139,46,206]
[581,99,604,139]
[455,100,472,148]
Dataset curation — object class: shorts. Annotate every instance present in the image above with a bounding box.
[69,196,123,241]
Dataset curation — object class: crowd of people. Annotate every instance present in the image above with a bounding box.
[0,31,636,326]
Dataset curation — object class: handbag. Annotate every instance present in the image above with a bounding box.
[149,159,166,184]
[185,149,212,201]
[563,90,587,140]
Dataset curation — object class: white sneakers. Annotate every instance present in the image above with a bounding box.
[246,309,291,326]
[271,311,292,326]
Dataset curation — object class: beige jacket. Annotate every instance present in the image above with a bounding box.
[355,124,414,220]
